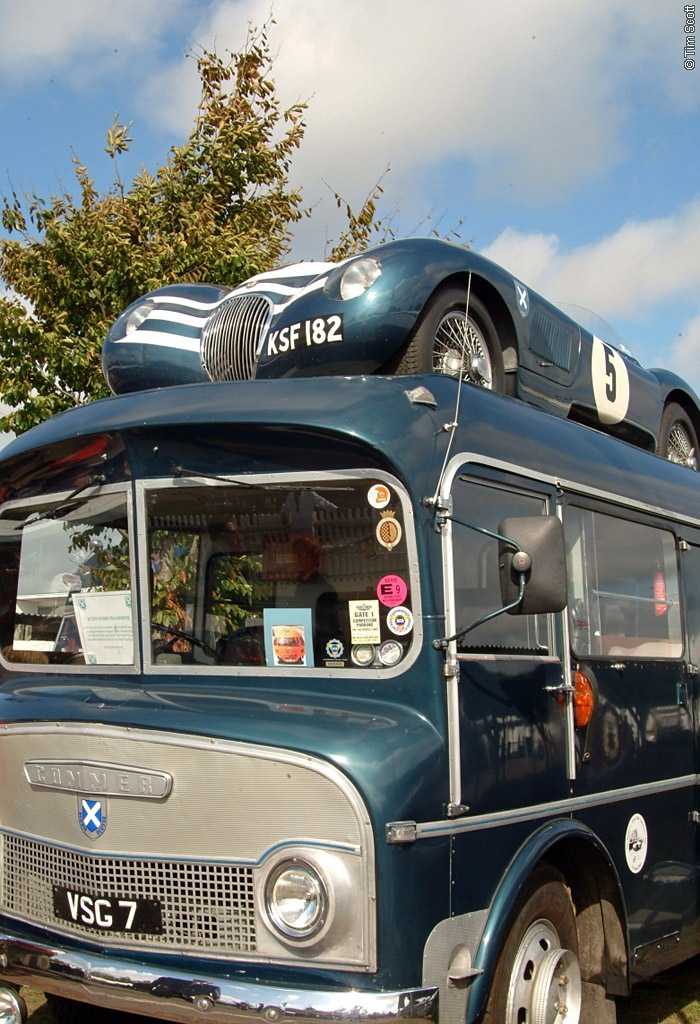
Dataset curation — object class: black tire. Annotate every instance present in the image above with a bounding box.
[395,287,505,391]
[482,866,583,1024]
[658,402,699,470]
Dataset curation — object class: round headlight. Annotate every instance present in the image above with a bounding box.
[124,299,155,336]
[266,860,328,939]
[339,257,382,300]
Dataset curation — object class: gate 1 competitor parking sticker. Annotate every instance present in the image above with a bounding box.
[349,600,381,644]
[591,336,630,426]
[368,484,391,509]
[625,813,648,874]
[376,575,408,607]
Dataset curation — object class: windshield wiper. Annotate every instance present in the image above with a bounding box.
[15,474,107,531]
[151,621,219,660]
[173,466,255,488]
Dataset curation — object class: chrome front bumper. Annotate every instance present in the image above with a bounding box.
[0,935,438,1024]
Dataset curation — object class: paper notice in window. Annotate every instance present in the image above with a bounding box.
[71,591,134,665]
[349,600,381,644]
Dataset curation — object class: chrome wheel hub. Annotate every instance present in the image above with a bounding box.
[667,424,697,470]
[433,311,493,387]
[506,919,582,1024]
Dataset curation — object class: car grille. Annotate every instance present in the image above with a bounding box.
[529,309,576,372]
[1,833,257,954]
[201,294,272,381]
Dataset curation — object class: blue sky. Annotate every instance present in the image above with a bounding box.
[1,0,699,392]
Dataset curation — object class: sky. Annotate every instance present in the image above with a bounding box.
[0,0,699,400]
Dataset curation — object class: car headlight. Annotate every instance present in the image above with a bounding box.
[123,299,155,336]
[338,257,382,300]
[109,298,155,342]
[265,859,328,940]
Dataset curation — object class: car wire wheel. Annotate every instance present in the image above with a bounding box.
[432,309,494,387]
[394,286,505,392]
[666,422,697,469]
[659,402,699,470]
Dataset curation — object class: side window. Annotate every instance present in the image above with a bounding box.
[565,506,682,659]
[451,478,550,654]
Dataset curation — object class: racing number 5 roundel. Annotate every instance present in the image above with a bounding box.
[591,336,630,426]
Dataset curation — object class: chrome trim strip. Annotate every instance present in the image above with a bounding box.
[556,501,577,781]
[456,653,560,663]
[0,826,360,865]
[0,936,438,1024]
[407,774,697,839]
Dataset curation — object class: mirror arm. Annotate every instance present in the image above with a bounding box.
[434,572,526,650]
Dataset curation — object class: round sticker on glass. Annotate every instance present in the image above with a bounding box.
[368,484,391,509]
[377,574,408,607]
[351,644,376,667]
[624,813,648,874]
[379,640,404,667]
[387,606,413,636]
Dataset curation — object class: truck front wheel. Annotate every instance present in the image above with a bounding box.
[482,866,583,1024]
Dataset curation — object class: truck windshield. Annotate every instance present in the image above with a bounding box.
[145,476,415,671]
[0,490,132,666]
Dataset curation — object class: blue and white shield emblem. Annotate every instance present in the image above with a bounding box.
[514,281,530,318]
[79,797,107,838]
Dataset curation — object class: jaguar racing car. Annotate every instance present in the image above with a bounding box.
[103,237,700,467]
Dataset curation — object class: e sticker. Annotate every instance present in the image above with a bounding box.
[377,574,408,607]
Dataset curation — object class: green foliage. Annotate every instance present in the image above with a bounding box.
[0,24,311,435]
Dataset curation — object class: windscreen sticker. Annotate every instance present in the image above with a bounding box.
[377,574,408,607]
[263,608,315,667]
[387,606,413,636]
[379,640,404,667]
[591,336,630,425]
[349,600,382,644]
[325,638,345,661]
[376,510,402,552]
[624,813,648,874]
[351,644,376,667]
[266,314,343,356]
[368,483,391,509]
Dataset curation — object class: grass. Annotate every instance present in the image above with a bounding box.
[18,956,700,1023]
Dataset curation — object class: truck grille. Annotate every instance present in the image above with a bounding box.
[201,294,272,381]
[2,833,257,954]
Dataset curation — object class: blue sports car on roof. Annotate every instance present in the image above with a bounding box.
[103,236,700,468]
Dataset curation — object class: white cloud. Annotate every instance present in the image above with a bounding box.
[135,0,690,251]
[482,197,700,322]
[0,0,192,81]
